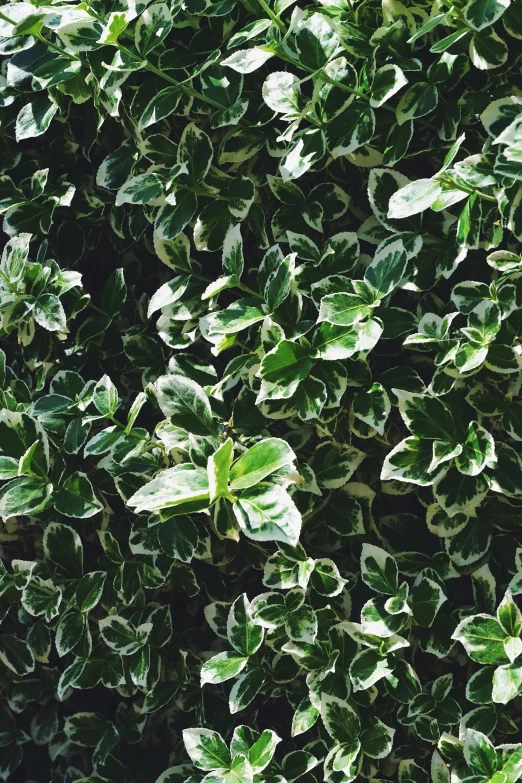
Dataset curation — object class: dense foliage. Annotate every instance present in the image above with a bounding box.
[2,0,522,780]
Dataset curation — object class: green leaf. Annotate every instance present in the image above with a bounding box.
[135,2,173,55]
[127,465,210,514]
[43,522,83,576]
[263,71,301,114]
[500,746,522,783]
[470,27,508,69]
[206,755,254,783]
[75,572,106,612]
[320,693,361,744]
[388,179,443,219]
[464,0,511,31]
[364,238,408,298]
[207,438,234,503]
[16,96,58,141]
[251,591,287,628]
[382,437,443,486]
[294,12,340,69]
[201,651,249,685]
[55,610,85,657]
[98,11,129,44]
[34,294,67,332]
[155,374,215,435]
[93,375,120,417]
[158,515,199,562]
[0,233,30,285]
[464,729,498,777]
[360,717,395,759]
[0,635,34,675]
[244,729,281,772]
[233,483,302,546]
[452,614,509,664]
[177,123,213,186]
[202,298,266,341]
[142,681,179,715]
[353,383,391,435]
[351,648,393,691]
[222,47,274,74]
[229,667,266,714]
[22,576,62,621]
[395,391,455,441]
[222,224,244,278]
[280,128,326,182]
[396,83,438,124]
[96,140,138,189]
[154,189,198,242]
[64,712,112,747]
[286,603,318,643]
[292,696,319,737]
[456,422,496,476]
[446,516,491,567]
[116,173,165,206]
[257,341,312,403]
[264,252,295,311]
[138,87,182,131]
[361,544,398,595]
[314,322,359,363]
[229,438,296,490]
[183,728,231,771]
[434,468,489,518]
[228,18,272,48]
[99,615,151,655]
[4,0,522,765]
[309,442,364,489]
[497,589,522,637]
[101,269,127,318]
[148,275,189,317]
[371,64,408,108]
[490,443,522,496]
[295,376,327,420]
[410,574,447,628]
[332,741,361,775]
[54,472,103,518]
[327,102,376,157]
[492,662,522,704]
[318,293,373,327]
[0,477,53,517]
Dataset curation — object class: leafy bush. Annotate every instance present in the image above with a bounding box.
[2,0,522,780]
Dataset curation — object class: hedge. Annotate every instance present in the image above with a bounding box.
[1,0,522,781]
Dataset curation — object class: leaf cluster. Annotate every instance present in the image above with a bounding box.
[1,0,522,781]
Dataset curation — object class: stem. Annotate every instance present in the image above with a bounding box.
[0,10,80,59]
[193,270,263,300]
[257,0,287,33]
[108,414,157,447]
[36,32,80,60]
[319,71,369,100]
[191,272,212,284]
[89,302,108,317]
[237,282,263,299]
[0,268,16,292]
[117,43,227,110]
[61,594,100,626]
[0,10,15,24]
[439,172,499,203]
[450,7,472,29]
[275,48,370,100]
[83,0,230,111]
[476,190,498,203]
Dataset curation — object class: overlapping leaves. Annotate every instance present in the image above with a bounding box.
[1,0,522,781]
